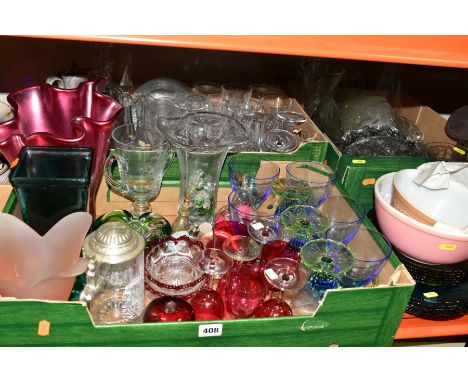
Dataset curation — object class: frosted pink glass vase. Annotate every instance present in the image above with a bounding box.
[0,78,122,215]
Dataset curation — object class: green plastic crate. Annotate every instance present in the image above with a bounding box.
[162,140,341,188]
[0,177,414,347]
[335,154,431,213]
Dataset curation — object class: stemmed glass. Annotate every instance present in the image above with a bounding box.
[280,204,330,249]
[255,257,306,317]
[301,238,355,297]
[191,248,234,320]
[286,161,337,207]
[327,225,392,288]
[224,263,267,318]
[262,129,298,153]
[228,191,283,244]
[277,110,309,142]
[318,195,366,245]
[222,235,260,264]
[227,156,280,207]
[105,122,172,218]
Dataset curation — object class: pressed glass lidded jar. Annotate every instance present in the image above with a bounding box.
[80,221,146,325]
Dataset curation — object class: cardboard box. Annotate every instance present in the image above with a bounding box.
[0,165,414,346]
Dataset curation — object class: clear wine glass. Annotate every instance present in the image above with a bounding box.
[262,129,298,153]
[222,235,260,264]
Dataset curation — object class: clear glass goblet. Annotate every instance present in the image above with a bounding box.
[262,129,298,153]
[222,235,260,264]
[286,161,337,207]
[228,156,280,207]
[105,122,173,218]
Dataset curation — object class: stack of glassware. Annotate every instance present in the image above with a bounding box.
[116,78,312,155]
[79,77,394,325]
[135,159,393,323]
[314,90,426,157]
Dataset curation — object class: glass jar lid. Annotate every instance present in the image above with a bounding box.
[83,222,145,264]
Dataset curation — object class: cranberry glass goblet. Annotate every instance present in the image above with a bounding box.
[254,257,305,318]
[190,248,234,320]
[225,263,267,318]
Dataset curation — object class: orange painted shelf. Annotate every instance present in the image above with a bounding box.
[26,35,468,69]
[395,314,468,340]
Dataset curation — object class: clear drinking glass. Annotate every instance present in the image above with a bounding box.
[105,122,172,217]
[221,83,252,117]
[318,195,366,244]
[228,156,280,207]
[286,161,337,207]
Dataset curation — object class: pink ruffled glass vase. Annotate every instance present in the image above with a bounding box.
[0,78,122,216]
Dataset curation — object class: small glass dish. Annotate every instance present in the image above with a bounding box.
[145,236,208,299]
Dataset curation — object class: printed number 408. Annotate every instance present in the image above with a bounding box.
[198,324,223,337]
[203,327,219,334]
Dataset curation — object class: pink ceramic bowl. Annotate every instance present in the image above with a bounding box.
[375,172,468,264]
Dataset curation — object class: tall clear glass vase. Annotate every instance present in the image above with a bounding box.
[177,149,229,227]
[158,112,247,231]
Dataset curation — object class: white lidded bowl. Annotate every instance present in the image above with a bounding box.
[375,172,468,264]
[392,168,468,232]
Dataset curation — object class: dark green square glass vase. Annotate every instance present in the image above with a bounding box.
[9,146,93,235]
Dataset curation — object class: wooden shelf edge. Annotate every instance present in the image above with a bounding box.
[19,35,468,69]
[395,313,468,340]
